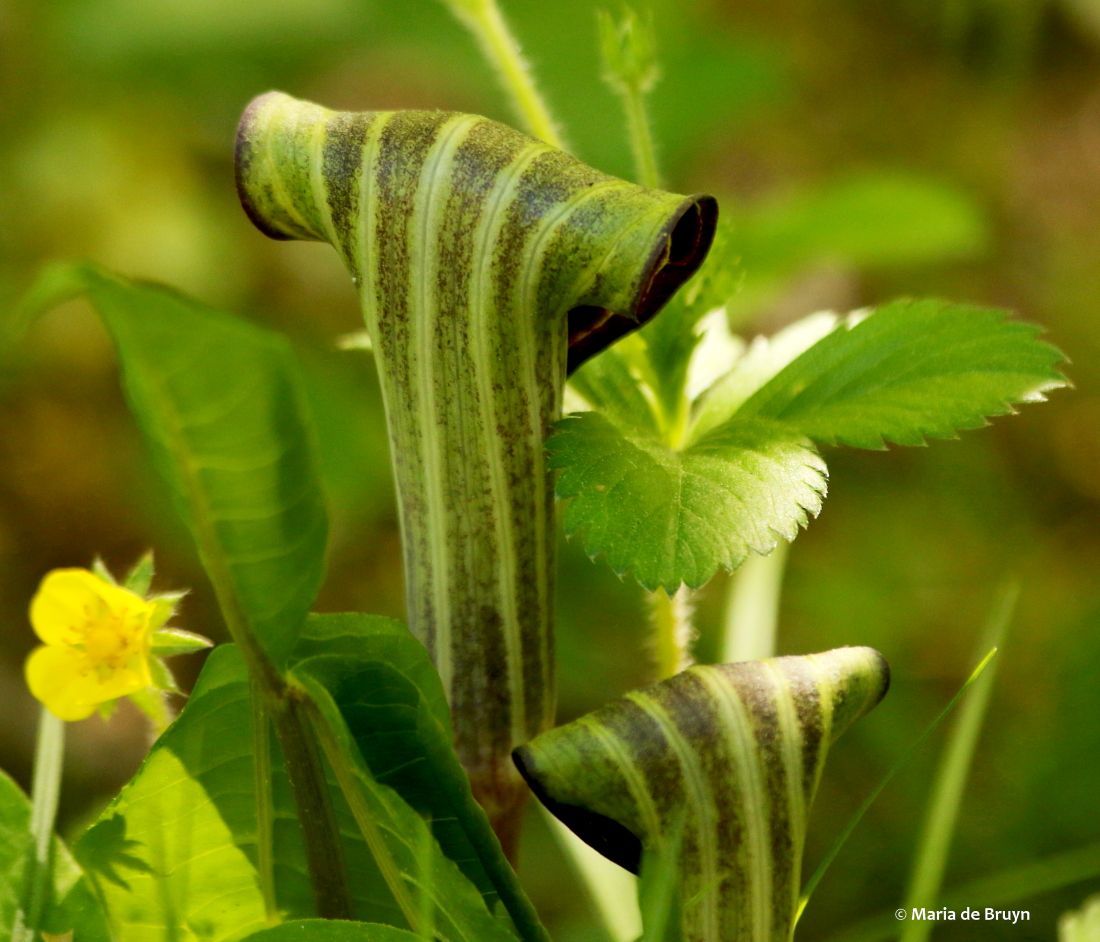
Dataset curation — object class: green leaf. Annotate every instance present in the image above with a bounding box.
[288,669,519,942]
[637,221,741,419]
[638,833,684,942]
[291,614,548,942]
[737,299,1066,448]
[242,920,421,942]
[687,310,838,443]
[0,768,109,942]
[76,647,514,942]
[567,338,661,437]
[23,261,328,672]
[733,172,987,286]
[74,646,416,940]
[151,627,214,657]
[549,411,826,591]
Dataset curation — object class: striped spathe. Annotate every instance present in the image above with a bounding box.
[514,646,890,941]
[235,91,716,844]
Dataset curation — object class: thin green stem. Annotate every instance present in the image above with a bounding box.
[449,0,563,148]
[796,646,1001,924]
[251,679,279,925]
[270,697,354,921]
[721,541,789,663]
[15,706,65,942]
[899,581,1019,942]
[621,85,660,190]
[649,585,696,679]
[299,688,424,933]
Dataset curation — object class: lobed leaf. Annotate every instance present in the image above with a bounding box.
[22,261,328,671]
[549,411,826,592]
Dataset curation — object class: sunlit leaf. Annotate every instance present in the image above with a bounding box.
[242,920,420,942]
[290,668,519,942]
[291,614,547,942]
[0,769,108,942]
[22,261,328,671]
[75,646,411,940]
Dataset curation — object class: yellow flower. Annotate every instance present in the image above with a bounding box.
[25,569,158,721]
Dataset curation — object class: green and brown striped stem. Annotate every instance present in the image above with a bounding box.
[235,92,716,846]
[514,646,890,941]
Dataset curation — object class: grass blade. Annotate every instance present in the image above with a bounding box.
[796,642,1003,924]
[824,841,1100,942]
[899,581,1018,942]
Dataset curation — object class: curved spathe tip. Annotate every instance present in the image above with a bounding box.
[566,193,719,373]
[513,646,890,938]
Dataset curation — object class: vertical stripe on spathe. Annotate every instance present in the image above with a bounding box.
[514,646,890,941]
[236,91,717,834]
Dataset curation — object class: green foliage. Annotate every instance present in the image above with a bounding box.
[0,768,109,942]
[549,412,825,591]
[556,299,1065,590]
[292,615,548,942]
[737,299,1065,448]
[76,639,523,941]
[290,671,517,941]
[122,552,154,597]
[22,261,328,673]
[598,9,659,96]
[242,920,421,942]
[638,835,684,942]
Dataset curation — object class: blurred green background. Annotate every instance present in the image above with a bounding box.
[2,0,1100,938]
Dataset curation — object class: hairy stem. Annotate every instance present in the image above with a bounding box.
[649,586,696,679]
[447,0,563,148]
[721,540,789,663]
[14,706,65,942]
[618,78,660,190]
[899,582,1018,942]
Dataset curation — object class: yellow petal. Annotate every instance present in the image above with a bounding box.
[25,644,150,722]
[30,568,152,647]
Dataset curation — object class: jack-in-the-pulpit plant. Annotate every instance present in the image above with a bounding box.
[1,2,1073,942]
[235,90,716,845]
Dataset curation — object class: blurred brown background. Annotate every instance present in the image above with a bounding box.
[2,0,1100,937]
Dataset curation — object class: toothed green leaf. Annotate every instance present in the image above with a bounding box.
[738,298,1067,449]
[548,411,826,592]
